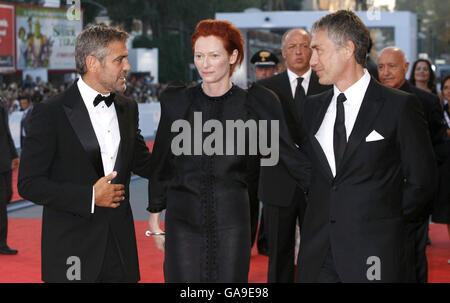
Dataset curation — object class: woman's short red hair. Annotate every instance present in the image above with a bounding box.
[191,19,244,76]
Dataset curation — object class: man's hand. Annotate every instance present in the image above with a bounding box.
[11,157,19,170]
[94,171,125,208]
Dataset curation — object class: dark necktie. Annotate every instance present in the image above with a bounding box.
[334,93,347,172]
[294,77,306,105]
[93,93,115,107]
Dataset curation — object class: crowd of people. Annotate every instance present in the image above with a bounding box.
[124,74,168,104]
[0,11,449,284]
[0,76,59,114]
[0,73,166,115]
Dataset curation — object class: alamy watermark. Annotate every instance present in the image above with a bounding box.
[170,112,280,166]
[366,256,381,281]
[66,0,81,21]
[66,256,81,281]
[366,0,381,21]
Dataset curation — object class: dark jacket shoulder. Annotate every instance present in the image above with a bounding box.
[257,71,286,89]
[304,88,332,109]
[248,82,280,100]
[159,82,189,105]
[380,81,418,104]
[410,85,441,105]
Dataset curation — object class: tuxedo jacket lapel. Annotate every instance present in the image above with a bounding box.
[335,78,384,181]
[112,95,129,183]
[309,90,334,182]
[63,83,104,178]
[279,71,295,103]
[306,71,330,96]
[280,72,300,122]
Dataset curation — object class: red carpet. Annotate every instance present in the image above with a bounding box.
[0,219,448,283]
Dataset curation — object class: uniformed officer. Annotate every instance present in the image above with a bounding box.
[251,50,279,80]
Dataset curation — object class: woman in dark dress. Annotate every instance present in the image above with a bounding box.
[146,19,309,282]
[432,75,450,264]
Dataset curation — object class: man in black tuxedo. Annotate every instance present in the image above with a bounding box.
[18,25,153,282]
[0,99,19,255]
[19,95,33,148]
[377,46,448,282]
[258,28,331,282]
[296,10,436,282]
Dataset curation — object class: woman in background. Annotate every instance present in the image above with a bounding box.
[432,75,450,264]
[409,59,437,95]
[440,75,450,136]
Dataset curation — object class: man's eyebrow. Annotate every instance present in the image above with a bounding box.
[114,54,127,60]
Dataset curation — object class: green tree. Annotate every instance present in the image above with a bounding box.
[396,0,450,63]
[96,0,267,82]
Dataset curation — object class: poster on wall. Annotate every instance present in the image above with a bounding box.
[16,5,82,70]
[0,4,15,72]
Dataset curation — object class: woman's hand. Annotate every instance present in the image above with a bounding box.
[148,212,165,252]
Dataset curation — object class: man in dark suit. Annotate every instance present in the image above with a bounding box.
[19,95,33,148]
[366,38,379,81]
[249,50,280,256]
[377,46,448,282]
[18,25,153,282]
[258,28,331,282]
[0,98,19,255]
[296,10,436,282]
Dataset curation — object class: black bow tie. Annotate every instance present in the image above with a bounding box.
[93,93,115,107]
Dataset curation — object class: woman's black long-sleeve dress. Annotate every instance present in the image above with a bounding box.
[147,83,310,283]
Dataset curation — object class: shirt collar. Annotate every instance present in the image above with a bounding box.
[333,69,371,104]
[77,77,111,110]
[287,67,312,84]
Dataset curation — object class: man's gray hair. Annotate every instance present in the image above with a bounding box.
[311,10,370,67]
[75,25,129,76]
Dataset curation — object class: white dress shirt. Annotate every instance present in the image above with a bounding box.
[287,67,312,98]
[77,77,121,213]
[315,69,371,177]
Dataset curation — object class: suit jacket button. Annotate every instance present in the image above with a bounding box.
[332,186,337,191]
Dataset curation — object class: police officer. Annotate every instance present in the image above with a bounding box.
[251,50,279,80]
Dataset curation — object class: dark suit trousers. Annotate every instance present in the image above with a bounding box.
[249,185,268,253]
[0,170,12,248]
[264,187,306,282]
[256,211,268,253]
[406,220,429,283]
[249,178,260,246]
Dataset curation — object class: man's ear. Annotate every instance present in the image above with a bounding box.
[281,47,287,60]
[343,40,355,60]
[85,55,99,73]
[404,61,410,74]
